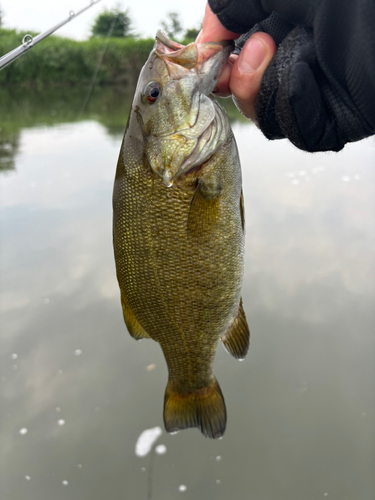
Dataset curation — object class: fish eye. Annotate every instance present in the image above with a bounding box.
[144,81,162,104]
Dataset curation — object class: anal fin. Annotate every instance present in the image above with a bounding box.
[121,295,151,341]
[221,298,250,360]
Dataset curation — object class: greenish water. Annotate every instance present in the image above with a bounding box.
[1,86,374,500]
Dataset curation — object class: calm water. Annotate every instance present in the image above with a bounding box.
[1,87,374,500]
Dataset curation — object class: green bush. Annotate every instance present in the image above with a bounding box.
[0,29,154,86]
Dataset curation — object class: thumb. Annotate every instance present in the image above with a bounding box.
[229,32,276,123]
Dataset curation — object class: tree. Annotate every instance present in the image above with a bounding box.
[91,7,133,38]
[161,12,183,40]
[184,27,201,40]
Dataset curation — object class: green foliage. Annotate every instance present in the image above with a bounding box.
[91,7,133,38]
[161,12,183,40]
[184,27,200,40]
[0,29,154,86]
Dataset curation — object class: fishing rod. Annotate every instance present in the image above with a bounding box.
[0,0,103,71]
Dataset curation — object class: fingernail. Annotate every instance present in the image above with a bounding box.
[238,39,265,73]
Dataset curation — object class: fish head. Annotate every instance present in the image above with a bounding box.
[132,30,234,187]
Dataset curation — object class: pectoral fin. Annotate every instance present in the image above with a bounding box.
[187,179,221,238]
[221,299,250,360]
[121,295,151,341]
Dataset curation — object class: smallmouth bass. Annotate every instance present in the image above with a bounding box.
[113,30,250,439]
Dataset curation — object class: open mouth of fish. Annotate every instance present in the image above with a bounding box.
[146,30,234,187]
[155,30,233,68]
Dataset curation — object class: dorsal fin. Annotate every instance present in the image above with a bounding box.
[221,299,250,360]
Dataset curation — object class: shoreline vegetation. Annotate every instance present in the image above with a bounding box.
[0,28,159,86]
[0,8,201,86]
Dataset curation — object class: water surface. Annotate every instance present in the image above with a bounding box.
[1,87,374,500]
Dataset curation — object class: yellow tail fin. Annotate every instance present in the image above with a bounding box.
[163,377,226,439]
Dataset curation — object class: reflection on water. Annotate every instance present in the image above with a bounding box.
[0,132,19,173]
[136,427,163,457]
[1,88,374,500]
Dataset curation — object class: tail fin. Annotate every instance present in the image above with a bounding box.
[163,377,226,439]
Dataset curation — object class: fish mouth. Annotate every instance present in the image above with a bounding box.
[155,29,234,81]
[155,30,185,52]
[155,29,234,52]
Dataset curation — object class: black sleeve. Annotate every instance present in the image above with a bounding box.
[208,0,375,152]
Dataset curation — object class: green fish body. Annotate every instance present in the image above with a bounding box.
[113,31,249,438]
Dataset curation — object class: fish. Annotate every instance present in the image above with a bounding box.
[113,30,250,439]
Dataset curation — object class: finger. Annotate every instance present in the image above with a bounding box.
[196,3,240,43]
[229,32,276,123]
[213,57,238,97]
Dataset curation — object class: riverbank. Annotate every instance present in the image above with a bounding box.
[0,29,155,86]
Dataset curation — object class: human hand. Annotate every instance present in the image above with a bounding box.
[196,4,276,123]
[198,0,375,152]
